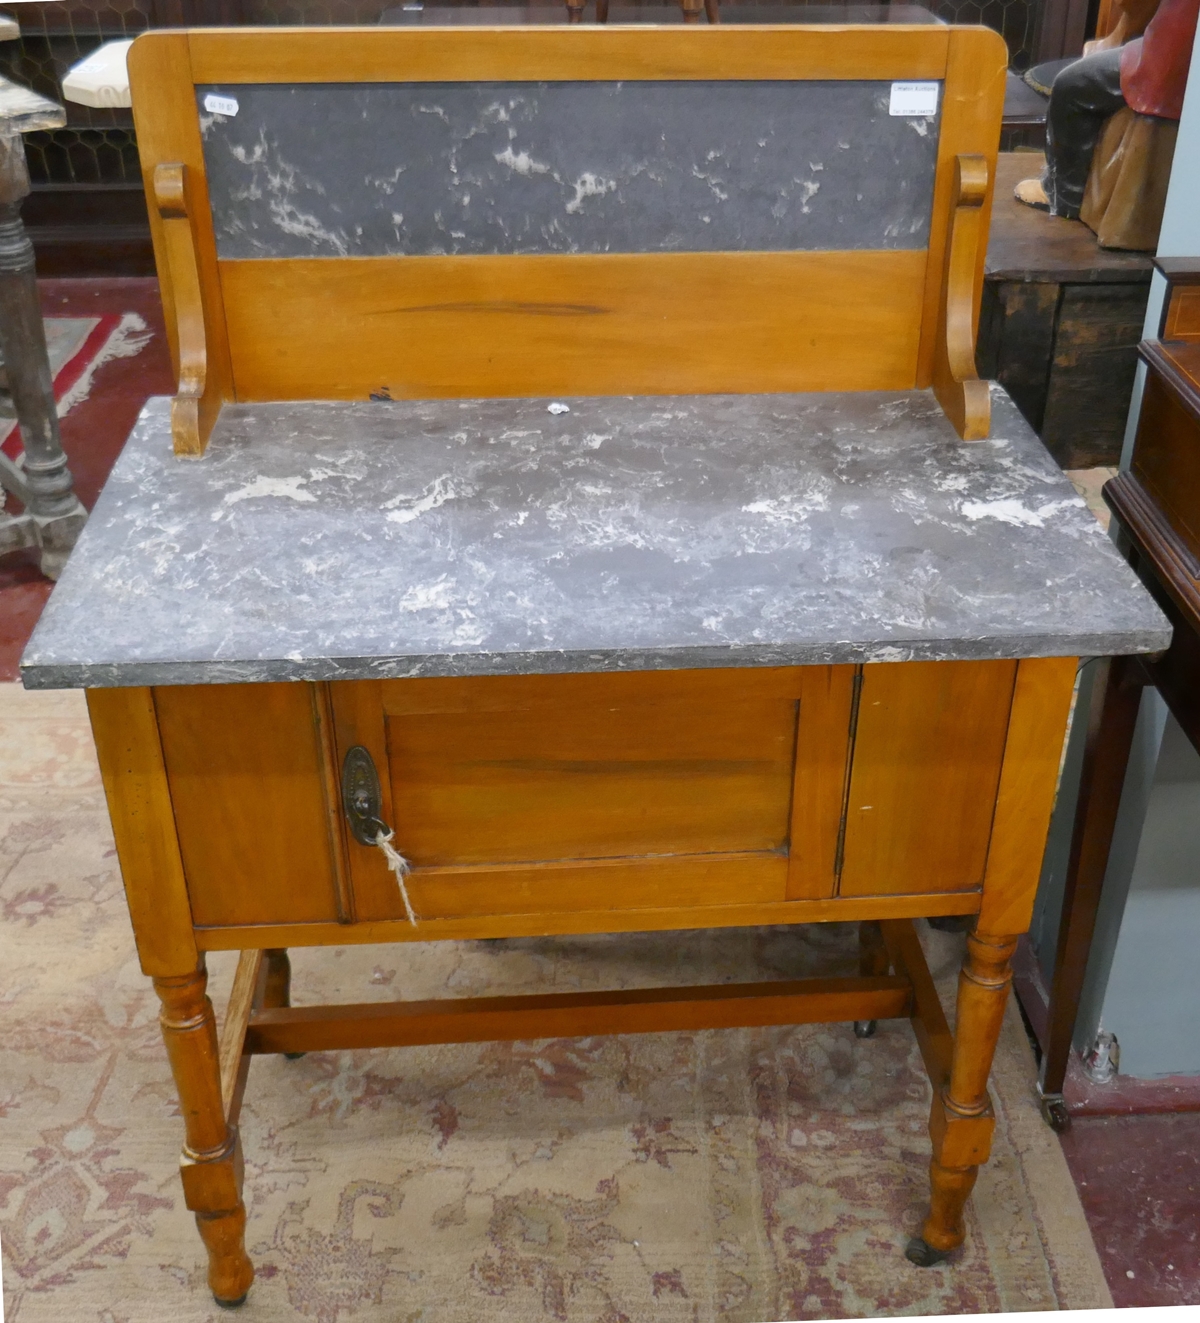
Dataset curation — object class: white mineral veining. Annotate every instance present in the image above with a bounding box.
[268,200,349,254]
[799,180,820,214]
[742,488,830,521]
[565,174,615,215]
[494,145,550,176]
[383,474,464,524]
[219,474,319,510]
[692,165,729,201]
[229,132,268,166]
[961,497,1079,528]
[369,165,407,195]
[936,474,970,492]
[396,578,457,611]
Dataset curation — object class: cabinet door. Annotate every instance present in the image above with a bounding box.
[331,668,853,922]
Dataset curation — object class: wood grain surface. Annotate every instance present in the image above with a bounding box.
[243,975,914,1054]
[154,683,344,927]
[838,660,1017,897]
[181,24,952,83]
[218,251,929,402]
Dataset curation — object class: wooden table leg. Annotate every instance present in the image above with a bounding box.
[154,961,255,1308]
[908,930,1017,1266]
[1037,654,1144,1130]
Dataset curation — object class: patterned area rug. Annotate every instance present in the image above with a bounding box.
[0,684,1112,1322]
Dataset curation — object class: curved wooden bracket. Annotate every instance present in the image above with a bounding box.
[933,154,990,441]
[153,162,221,456]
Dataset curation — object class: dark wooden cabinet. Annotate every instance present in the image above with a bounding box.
[978,153,1154,469]
[1033,259,1200,1127]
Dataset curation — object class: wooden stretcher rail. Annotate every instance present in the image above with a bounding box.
[240,975,914,1055]
[881,918,954,1087]
[218,949,263,1125]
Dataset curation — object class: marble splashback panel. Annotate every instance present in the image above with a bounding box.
[197,80,941,258]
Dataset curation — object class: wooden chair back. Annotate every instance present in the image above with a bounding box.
[128,25,1007,455]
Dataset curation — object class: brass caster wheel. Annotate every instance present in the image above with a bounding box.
[905,1236,952,1267]
[1039,1094,1070,1132]
[854,1020,877,1039]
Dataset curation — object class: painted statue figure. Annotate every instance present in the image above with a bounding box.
[1015,0,1198,220]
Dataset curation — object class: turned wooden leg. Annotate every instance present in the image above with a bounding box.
[154,961,254,1308]
[855,920,889,1038]
[908,929,1017,1267]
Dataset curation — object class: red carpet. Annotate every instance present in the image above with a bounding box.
[0,279,174,681]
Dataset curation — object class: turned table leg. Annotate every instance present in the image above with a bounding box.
[908,929,1017,1266]
[154,961,254,1308]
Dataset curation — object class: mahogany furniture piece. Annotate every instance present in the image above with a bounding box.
[20,25,1168,1307]
[1035,257,1200,1129]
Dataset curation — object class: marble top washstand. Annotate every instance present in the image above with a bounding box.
[21,386,1170,689]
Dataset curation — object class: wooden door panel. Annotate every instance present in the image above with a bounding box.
[154,682,342,926]
[838,660,1017,897]
[384,692,796,867]
[336,667,854,922]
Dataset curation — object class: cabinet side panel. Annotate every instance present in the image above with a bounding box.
[154,683,340,926]
[86,687,198,976]
[839,659,1017,896]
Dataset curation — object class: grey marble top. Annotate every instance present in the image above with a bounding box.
[22,388,1170,689]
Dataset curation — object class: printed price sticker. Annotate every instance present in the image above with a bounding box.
[203,93,240,117]
[889,82,939,117]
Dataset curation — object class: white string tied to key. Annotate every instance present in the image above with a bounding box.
[375,827,419,927]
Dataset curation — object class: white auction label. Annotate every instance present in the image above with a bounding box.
[203,93,239,117]
[889,81,939,117]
